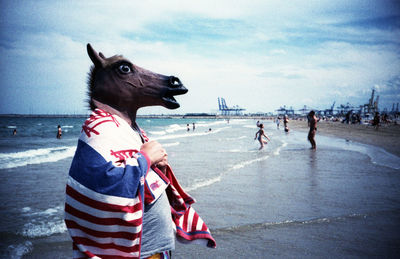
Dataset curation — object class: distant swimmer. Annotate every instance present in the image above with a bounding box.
[13,129,17,135]
[57,125,62,139]
[307,110,319,150]
[254,123,270,150]
[187,123,190,131]
[192,123,196,131]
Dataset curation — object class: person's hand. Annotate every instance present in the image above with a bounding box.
[140,141,167,166]
[156,154,168,174]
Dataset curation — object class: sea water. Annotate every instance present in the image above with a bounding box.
[0,116,399,258]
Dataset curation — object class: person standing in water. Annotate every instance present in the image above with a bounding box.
[283,115,289,132]
[254,123,271,150]
[57,125,62,139]
[276,117,280,129]
[308,110,318,150]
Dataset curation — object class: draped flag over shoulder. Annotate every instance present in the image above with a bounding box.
[161,165,216,248]
[65,109,215,259]
[65,109,150,259]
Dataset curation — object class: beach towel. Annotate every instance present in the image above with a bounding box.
[65,109,215,259]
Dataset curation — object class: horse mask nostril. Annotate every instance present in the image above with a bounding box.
[169,76,182,88]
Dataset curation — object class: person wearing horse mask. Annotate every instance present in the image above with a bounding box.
[64,44,215,259]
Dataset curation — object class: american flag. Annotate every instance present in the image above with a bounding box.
[65,109,215,259]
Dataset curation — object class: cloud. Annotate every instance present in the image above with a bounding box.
[0,0,399,114]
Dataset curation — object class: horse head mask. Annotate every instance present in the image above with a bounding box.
[86,44,188,117]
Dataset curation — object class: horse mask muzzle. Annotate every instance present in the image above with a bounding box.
[162,76,188,109]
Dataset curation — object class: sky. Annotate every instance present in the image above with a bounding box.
[0,0,399,115]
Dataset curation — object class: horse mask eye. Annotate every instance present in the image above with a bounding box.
[118,64,131,74]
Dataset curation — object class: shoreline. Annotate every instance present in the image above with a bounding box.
[288,119,400,157]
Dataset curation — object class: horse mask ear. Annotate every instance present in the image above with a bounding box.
[87,43,105,68]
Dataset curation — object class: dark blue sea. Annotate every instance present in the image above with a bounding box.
[0,116,399,258]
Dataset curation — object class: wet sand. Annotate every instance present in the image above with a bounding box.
[288,120,400,157]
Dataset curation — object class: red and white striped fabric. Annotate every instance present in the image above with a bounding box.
[65,177,144,259]
[161,165,216,248]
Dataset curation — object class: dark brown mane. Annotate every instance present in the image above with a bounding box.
[86,54,125,111]
[87,65,97,111]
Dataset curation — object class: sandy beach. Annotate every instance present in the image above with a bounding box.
[287,119,400,157]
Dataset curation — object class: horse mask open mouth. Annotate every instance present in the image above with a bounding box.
[87,43,188,111]
[162,76,188,109]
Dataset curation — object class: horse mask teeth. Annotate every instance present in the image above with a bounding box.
[86,43,188,111]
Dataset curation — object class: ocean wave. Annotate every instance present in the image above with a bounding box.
[148,130,166,136]
[19,220,67,238]
[5,241,33,259]
[273,141,288,156]
[0,146,76,169]
[165,124,185,133]
[185,176,222,192]
[18,205,67,238]
[318,136,400,170]
[214,213,369,234]
[243,125,257,129]
[154,126,230,141]
[225,136,247,141]
[230,155,270,170]
[162,142,180,147]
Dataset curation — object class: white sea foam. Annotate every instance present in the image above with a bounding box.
[165,124,185,133]
[0,146,76,169]
[6,241,33,259]
[21,207,31,213]
[19,205,67,238]
[162,142,180,147]
[230,155,270,170]
[185,176,222,192]
[62,125,74,128]
[222,213,369,233]
[225,136,247,141]
[148,130,166,136]
[318,135,400,170]
[154,126,230,141]
[20,220,67,238]
[273,141,288,156]
[225,149,242,153]
[7,125,17,129]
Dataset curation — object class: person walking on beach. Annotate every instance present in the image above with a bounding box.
[373,112,380,130]
[56,125,62,139]
[187,123,190,131]
[308,110,318,150]
[283,115,289,132]
[255,123,271,150]
[192,123,196,131]
[276,117,280,129]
